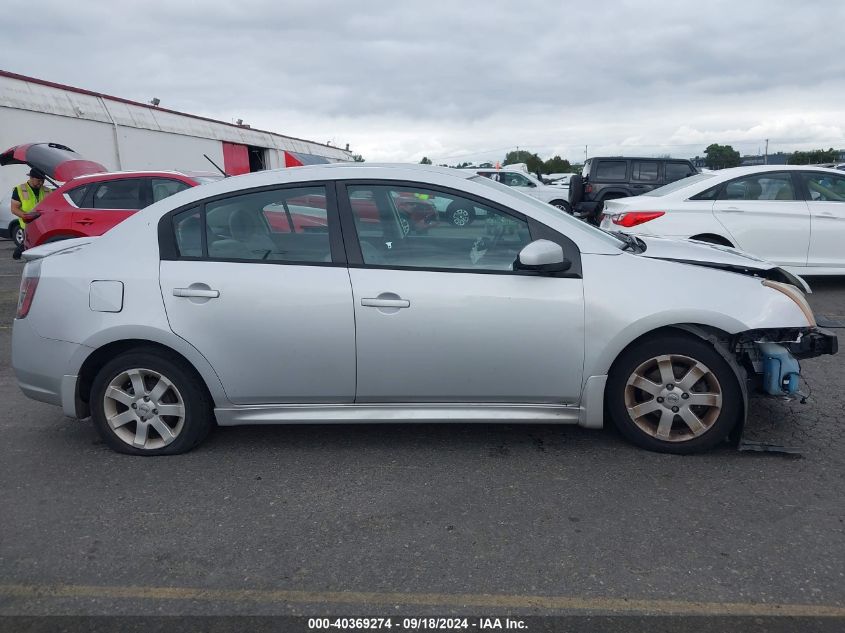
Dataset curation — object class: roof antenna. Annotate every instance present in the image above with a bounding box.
[203,154,228,177]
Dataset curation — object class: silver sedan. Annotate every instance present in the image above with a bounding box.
[12,164,837,455]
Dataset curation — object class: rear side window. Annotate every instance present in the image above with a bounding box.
[92,179,144,210]
[632,161,658,182]
[67,185,88,207]
[594,160,627,180]
[173,207,202,257]
[665,162,696,183]
[204,186,331,262]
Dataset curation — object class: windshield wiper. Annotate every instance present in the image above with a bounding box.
[612,231,645,253]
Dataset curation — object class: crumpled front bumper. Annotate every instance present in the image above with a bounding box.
[786,328,838,359]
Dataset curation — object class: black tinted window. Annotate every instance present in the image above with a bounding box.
[67,185,88,207]
[594,161,627,180]
[632,161,658,182]
[92,179,143,210]
[665,163,695,183]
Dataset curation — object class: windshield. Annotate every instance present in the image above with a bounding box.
[642,171,715,197]
[469,175,624,247]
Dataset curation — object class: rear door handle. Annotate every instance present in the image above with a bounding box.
[361,298,410,308]
[173,288,220,298]
[75,218,94,225]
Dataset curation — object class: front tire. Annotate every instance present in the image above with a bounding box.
[606,334,741,454]
[90,350,214,455]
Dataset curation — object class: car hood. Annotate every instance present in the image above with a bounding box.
[0,142,107,182]
[635,235,811,292]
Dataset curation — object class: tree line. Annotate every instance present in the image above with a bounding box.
[357,145,840,171]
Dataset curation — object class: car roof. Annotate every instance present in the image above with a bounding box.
[586,156,693,162]
[64,169,197,186]
[708,164,845,178]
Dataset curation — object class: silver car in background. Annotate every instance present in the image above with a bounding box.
[12,164,837,455]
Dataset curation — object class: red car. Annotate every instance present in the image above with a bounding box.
[275,189,437,235]
[1,143,219,249]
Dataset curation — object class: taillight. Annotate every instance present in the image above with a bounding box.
[16,271,40,319]
[585,184,593,193]
[612,211,665,228]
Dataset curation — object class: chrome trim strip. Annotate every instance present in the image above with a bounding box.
[214,403,581,426]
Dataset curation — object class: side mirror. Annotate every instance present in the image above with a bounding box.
[515,239,571,273]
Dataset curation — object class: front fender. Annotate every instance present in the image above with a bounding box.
[582,253,808,379]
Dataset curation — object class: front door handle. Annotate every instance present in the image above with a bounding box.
[722,207,744,213]
[361,297,410,308]
[173,288,220,298]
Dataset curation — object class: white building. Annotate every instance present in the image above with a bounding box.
[0,69,353,198]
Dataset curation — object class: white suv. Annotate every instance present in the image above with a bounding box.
[475,166,572,212]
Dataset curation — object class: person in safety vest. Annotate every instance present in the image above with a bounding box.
[10,168,52,259]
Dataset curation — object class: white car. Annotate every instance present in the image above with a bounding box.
[474,167,572,212]
[600,165,845,276]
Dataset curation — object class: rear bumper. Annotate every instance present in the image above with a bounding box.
[12,317,88,412]
[787,328,838,359]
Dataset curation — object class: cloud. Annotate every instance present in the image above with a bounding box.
[3,0,844,162]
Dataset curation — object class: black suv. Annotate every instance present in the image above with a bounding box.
[569,157,698,223]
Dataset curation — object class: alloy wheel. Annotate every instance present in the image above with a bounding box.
[451,208,470,226]
[623,354,723,442]
[102,368,186,450]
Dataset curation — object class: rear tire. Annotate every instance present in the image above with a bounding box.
[606,333,741,454]
[446,201,475,227]
[691,234,734,247]
[550,199,572,214]
[90,350,214,455]
[10,223,24,247]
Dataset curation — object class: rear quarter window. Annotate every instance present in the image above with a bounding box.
[594,160,627,181]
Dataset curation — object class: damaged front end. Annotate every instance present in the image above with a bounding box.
[733,327,838,398]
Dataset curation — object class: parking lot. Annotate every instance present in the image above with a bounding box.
[0,238,843,617]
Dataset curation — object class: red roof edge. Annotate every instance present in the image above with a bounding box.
[0,68,348,154]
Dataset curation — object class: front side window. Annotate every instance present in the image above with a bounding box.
[501,173,534,187]
[720,173,795,201]
[92,179,144,210]
[594,160,627,181]
[204,186,331,262]
[152,178,191,203]
[346,185,532,272]
[804,173,845,201]
[632,161,659,182]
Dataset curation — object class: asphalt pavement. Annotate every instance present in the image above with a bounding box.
[0,239,843,617]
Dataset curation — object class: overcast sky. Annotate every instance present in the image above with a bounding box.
[4,0,844,164]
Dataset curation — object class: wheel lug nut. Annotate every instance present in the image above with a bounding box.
[671,406,679,413]
[153,409,158,415]
[666,384,675,390]
[681,393,689,400]
[131,403,137,409]
[656,397,664,403]
[144,396,150,402]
